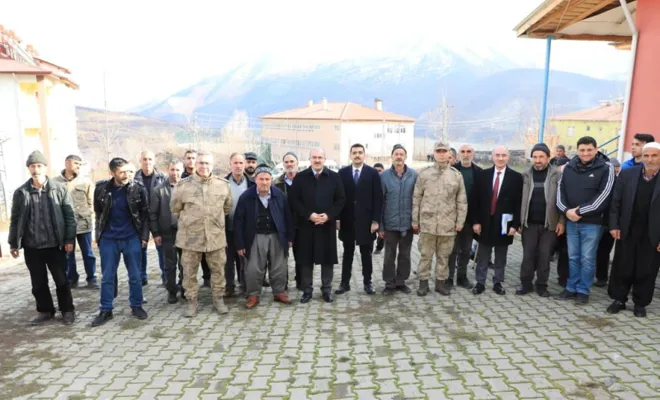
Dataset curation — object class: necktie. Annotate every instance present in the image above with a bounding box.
[315,172,320,180]
[353,169,359,184]
[490,171,501,216]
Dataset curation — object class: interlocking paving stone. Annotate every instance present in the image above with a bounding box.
[2,238,660,399]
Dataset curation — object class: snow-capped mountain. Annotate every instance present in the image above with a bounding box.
[138,42,624,141]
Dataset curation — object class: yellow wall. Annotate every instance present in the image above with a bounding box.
[550,119,621,156]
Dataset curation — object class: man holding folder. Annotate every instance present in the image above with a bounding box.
[470,146,523,295]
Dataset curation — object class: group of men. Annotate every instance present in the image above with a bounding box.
[8,131,660,327]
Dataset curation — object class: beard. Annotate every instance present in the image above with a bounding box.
[246,167,256,174]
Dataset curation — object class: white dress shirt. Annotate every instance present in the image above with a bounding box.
[492,167,506,194]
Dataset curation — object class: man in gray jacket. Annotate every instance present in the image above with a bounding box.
[517,143,565,297]
[54,154,97,289]
[380,144,418,295]
[150,160,184,304]
[9,151,77,325]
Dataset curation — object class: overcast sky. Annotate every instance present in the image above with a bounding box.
[4,0,630,111]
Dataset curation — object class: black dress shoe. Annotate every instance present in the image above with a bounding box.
[91,311,113,327]
[335,285,350,295]
[87,281,100,290]
[593,279,608,288]
[536,287,550,298]
[575,293,589,304]
[493,283,506,295]
[444,279,454,288]
[396,285,412,294]
[472,283,485,295]
[364,284,375,295]
[132,307,148,320]
[30,312,54,325]
[168,292,178,304]
[457,277,473,290]
[300,292,313,303]
[634,306,647,318]
[383,287,396,296]
[555,289,576,301]
[606,300,626,314]
[62,312,75,325]
[322,292,334,303]
[515,285,533,295]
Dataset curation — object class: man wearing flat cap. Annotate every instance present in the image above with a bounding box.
[10,150,77,325]
[517,143,564,297]
[412,141,467,296]
[234,165,294,308]
[244,152,259,180]
[273,151,303,289]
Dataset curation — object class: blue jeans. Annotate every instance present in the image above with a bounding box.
[566,221,602,295]
[66,232,97,283]
[100,236,143,311]
[141,245,164,281]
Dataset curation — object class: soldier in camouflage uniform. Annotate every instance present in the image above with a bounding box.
[412,141,468,296]
[171,152,233,317]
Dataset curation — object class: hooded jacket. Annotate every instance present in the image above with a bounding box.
[557,152,614,225]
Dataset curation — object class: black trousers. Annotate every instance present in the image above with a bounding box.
[382,230,413,289]
[475,243,508,285]
[596,231,615,282]
[449,224,473,280]
[302,264,333,294]
[520,224,557,288]
[608,237,660,307]
[340,236,373,286]
[201,254,210,280]
[162,233,183,294]
[555,234,569,285]
[225,230,243,289]
[24,246,74,314]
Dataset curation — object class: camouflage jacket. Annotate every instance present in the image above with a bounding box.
[53,171,94,234]
[171,172,232,252]
[412,163,468,236]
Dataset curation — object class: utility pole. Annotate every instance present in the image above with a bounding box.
[440,95,452,142]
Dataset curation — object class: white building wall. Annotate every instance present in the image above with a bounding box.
[0,75,31,204]
[339,122,415,166]
[48,83,79,171]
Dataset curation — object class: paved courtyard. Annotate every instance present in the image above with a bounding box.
[1,238,659,400]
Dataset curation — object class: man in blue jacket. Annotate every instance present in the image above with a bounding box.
[380,144,418,295]
[622,133,655,170]
[556,136,614,304]
[234,165,294,308]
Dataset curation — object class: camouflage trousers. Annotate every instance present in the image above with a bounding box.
[181,248,226,301]
[418,233,455,281]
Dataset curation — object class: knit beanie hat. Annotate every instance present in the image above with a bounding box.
[530,143,551,157]
[254,164,272,177]
[283,151,298,161]
[391,144,407,154]
[26,150,48,167]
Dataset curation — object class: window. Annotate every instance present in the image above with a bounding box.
[567,126,574,137]
[334,125,341,132]
[333,143,340,150]
[374,133,383,139]
[586,125,591,132]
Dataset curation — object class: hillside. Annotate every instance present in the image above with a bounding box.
[137,45,625,143]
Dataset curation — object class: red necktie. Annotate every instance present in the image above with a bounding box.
[490,171,501,216]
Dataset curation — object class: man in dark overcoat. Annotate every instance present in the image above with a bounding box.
[470,146,523,296]
[607,142,660,318]
[288,148,346,303]
[336,143,383,295]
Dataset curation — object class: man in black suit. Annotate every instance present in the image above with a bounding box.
[470,146,523,295]
[336,144,383,295]
[289,148,346,303]
[606,142,660,318]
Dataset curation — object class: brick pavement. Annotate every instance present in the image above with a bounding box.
[1,238,659,399]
